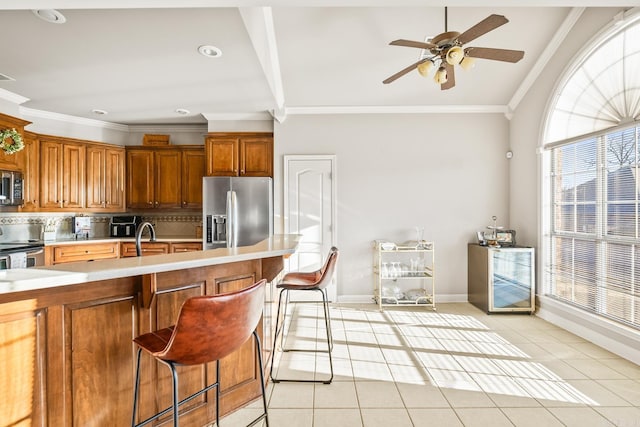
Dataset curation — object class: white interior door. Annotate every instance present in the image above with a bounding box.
[284,155,337,301]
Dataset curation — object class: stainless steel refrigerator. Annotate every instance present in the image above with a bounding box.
[203,177,273,249]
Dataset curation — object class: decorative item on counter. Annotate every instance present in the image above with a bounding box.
[0,128,24,154]
[485,215,504,247]
[142,134,170,146]
[73,216,91,239]
[42,218,60,241]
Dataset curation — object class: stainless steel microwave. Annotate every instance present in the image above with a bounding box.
[0,169,24,206]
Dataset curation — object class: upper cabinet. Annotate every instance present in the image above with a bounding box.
[40,136,86,210]
[205,132,273,177]
[0,113,31,172]
[86,144,125,212]
[19,131,39,211]
[181,148,205,209]
[126,146,204,210]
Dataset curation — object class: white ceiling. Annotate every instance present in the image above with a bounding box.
[0,1,636,126]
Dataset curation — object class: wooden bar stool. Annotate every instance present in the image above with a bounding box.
[270,247,338,384]
[131,279,269,427]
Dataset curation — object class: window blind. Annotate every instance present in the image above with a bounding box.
[545,125,640,329]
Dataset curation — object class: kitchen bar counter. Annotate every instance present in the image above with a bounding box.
[0,234,299,426]
[0,234,299,295]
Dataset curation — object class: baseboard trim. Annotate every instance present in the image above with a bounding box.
[537,296,640,365]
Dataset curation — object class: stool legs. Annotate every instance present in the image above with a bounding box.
[270,288,334,384]
[131,332,269,427]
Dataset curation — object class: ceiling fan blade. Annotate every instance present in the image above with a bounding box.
[383,59,428,84]
[441,63,455,90]
[389,39,437,50]
[464,47,525,63]
[456,14,509,45]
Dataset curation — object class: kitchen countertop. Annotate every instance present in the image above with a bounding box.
[0,234,300,295]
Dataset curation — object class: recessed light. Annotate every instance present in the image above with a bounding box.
[198,45,222,58]
[91,109,108,115]
[32,9,67,24]
[175,108,190,115]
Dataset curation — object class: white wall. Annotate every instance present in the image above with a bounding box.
[274,113,511,301]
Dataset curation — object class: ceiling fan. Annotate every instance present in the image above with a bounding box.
[383,8,525,90]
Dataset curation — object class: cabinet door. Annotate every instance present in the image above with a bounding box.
[239,137,273,177]
[181,148,205,209]
[20,133,39,211]
[52,242,119,264]
[126,150,154,209]
[40,140,63,209]
[0,308,47,426]
[104,147,125,211]
[120,242,170,257]
[61,143,85,209]
[170,242,202,253]
[155,150,182,209]
[206,138,239,176]
[85,145,105,209]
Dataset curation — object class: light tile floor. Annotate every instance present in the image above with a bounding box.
[223,302,640,427]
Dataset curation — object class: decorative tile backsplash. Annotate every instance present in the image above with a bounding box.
[0,213,203,241]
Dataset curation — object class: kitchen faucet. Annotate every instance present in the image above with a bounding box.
[135,222,156,257]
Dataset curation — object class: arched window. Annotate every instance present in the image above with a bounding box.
[543,9,640,329]
[544,11,640,144]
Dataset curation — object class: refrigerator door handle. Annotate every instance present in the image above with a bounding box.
[226,191,233,248]
[227,190,239,248]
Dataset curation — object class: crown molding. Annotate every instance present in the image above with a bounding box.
[286,105,509,115]
[128,124,208,133]
[0,88,29,105]
[19,106,130,132]
[202,112,273,121]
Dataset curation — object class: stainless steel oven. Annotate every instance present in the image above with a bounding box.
[0,243,45,269]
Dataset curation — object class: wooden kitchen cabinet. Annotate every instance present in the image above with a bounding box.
[49,242,120,264]
[0,112,31,171]
[19,131,40,211]
[126,146,203,210]
[40,136,86,210]
[181,148,205,209]
[120,241,170,257]
[170,242,202,253]
[154,149,182,209]
[86,144,125,212]
[205,132,273,177]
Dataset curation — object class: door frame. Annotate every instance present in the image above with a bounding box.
[283,154,337,300]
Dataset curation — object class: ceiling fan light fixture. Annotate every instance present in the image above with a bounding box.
[417,60,433,77]
[459,56,476,70]
[445,46,464,65]
[434,66,448,84]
